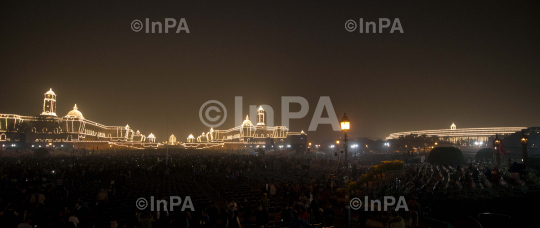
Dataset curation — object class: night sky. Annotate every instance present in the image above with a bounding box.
[1,1,539,143]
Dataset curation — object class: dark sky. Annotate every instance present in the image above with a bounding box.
[1,1,539,143]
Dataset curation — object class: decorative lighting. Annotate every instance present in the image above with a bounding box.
[387,126,526,140]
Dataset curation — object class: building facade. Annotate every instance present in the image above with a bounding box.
[183,106,307,152]
[0,89,159,150]
[386,123,526,146]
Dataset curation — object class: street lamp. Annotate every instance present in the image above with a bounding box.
[494,134,501,167]
[340,113,350,169]
[520,131,528,167]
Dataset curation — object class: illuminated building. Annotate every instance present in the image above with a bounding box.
[169,134,177,145]
[0,89,160,149]
[183,106,307,151]
[386,123,526,146]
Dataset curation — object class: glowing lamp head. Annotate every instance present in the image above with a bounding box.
[520,131,528,147]
[340,113,350,132]
[336,140,340,144]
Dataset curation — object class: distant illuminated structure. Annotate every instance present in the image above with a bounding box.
[386,123,526,146]
[169,134,176,145]
[184,106,307,150]
[148,133,156,143]
[187,134,195,143]
[133,130,146,142]
[0,89,159,149]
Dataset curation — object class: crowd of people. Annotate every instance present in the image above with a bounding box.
[0,148,538,228]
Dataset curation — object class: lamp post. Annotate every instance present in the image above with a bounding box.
[166,115,169,166]
[340,113,350,170]
[520,131,528,168]
[494,135,501,167]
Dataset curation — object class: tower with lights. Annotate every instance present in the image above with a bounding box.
[41,88,57,116]
[257,106,265,126]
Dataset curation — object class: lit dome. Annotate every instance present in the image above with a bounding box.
[45,88,56,96]
[242,115,252,126]
[65,104,84,119]
[148,133,155,138]
[187,134,194,139]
